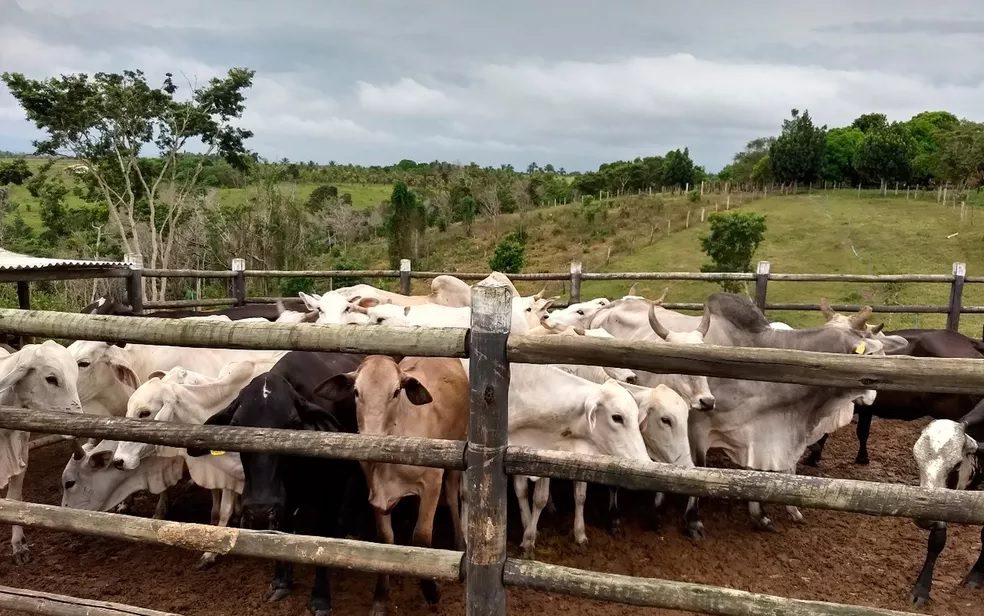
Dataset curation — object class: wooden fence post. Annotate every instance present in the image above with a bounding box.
[755,261,770,312]
[400,259,412,295]
[946,262,966,332]
[569,261,582,304]
[16,281,32,347]
[231,258,247,306]
[465,281,511,616]
[125,253,144,315]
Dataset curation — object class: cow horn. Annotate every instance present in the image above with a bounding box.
[849,306,873,330]
[648,306,670,340]
[275,300,287,315]
[628,283,638,297]
[820,298,836,321]
[532,287,546,300]
[960,399,984,428]
[654,287,669,305]
[71,439,86,461]
[870,323,885,335]
[697,309,711,337]
[573,326,586,336]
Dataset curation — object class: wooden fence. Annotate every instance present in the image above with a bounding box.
[0,294,982,616]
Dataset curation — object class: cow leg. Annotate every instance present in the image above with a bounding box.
[855,411,873,465]
[520,478,550,557]
[573,481,588,546]
[370,511,395,616]
[152,492,170,520]
[802,434,828,467]
[445,470,465,551]
[607,487,623,536]
[513,475,532,530]
[684,445,707,540]
[6,469,29,564]
[198,489,236,570]
[748,501,777,532]
[963,526,984,589]
[209,489,222,525]
[309,508,334,616]
[783,467,805,523]
[413,480,442,605]
[267,560,294,602]
[911,523,947,607]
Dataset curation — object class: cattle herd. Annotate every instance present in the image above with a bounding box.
[1,272,984,614]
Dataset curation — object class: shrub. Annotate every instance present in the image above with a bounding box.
[279,276,316,297]
[688,190,701,203]
[489,233,526,273]
[699,212,767,292]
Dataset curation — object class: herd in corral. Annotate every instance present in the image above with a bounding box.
[1,271,983,614]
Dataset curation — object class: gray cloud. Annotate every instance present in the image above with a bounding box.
[2,0,983,171]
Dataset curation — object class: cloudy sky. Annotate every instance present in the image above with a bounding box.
[2,1,983,171]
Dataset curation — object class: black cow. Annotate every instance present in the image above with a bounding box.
[190,351,366,615]
[804,328,984,466]
[81,294,307,320]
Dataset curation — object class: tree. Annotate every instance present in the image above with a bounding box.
[853,123,915,184]
[751,155,773,184]
[821,127,864,184]
[936,121,984,187]
[0,158,32,185]
[488,231,525,273]
[719,138,773,184]
[769,109,826,183]
[384,181,426,266]
[700,212,767,292]
[2,68,254,300]
[305,184,338,211]
[907,111,960,184]
[457,195,478,235]
[851,113,888,134]
[662,148,696,188]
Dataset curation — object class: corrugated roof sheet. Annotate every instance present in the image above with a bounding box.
[0,248,127,271]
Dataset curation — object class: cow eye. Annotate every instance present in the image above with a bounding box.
[576,310,584,316]
[661,417,673,426]
[376,317,385,324]
[64,480,76,489]
[612,414,624,425]
[45,375,59,386]
[77,361,90,368]
[138,410,151,419]
[526,307,532,312]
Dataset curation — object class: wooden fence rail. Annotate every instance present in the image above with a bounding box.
[0,585,183,616]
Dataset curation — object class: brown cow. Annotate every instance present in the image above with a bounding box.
[318,355,469,616]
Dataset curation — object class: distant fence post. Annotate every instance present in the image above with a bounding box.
[755,261,770,312]
[125,253,144,315]
[231,258,246,306]
[946,262,966,332]
[569,261,582,304]
[465,281,511,616]
[399,259,412,295]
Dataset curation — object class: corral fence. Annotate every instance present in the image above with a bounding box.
[3,255,978,333]
[1,284,984,615]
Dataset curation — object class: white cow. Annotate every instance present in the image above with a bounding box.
[540,298,611,330]
[0,341,83,563]
[114,362,255,568]
[62,440,185,517]
[335,275,472,307]
[352,296,543,332]
[68,340,285,417]
[525,324,637,384]
[299,291,371,325]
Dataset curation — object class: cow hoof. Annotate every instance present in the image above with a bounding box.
[963,571,984,589]
[266,586,292,602]
[608,519,623,537]
[574,534,588,547]
[910,592,929,608]
[11,544,30,565]
[802,451,822,467]
[369,602,388,616]
[752,517,777,533]
[685,522,705,541]
[420,580,440,605]
[309,598,332,616]
[520,536,536,557]
[195,554,217,570]
[855,454,870,465]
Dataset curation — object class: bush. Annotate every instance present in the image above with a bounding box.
[489,233,526,273]
[699,212,767,292]
[332,255,367,287]
[305,184,338,211]
[0,158,32,186]
[688,190,701,203]
[279,276,316,297]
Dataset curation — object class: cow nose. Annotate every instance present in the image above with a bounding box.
[112,458,126,470]
[698,396,715,411]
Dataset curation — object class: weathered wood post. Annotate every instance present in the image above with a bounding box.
[754,261,770,312]
[400,259,412,295]
[569,261,582,304]
[231,258,246,306]
[465,280,511,616]
[16,281,32,346]
[946,262,966,332]
[125,253,144,315]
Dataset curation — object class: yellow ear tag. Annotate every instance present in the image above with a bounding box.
[210,450,226,456]
[853,342,866,355]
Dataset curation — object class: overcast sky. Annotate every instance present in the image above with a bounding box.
[2,1,983,171]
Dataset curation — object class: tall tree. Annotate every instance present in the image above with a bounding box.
[821,127,864,184]
[699,212,767,293]
[769,109,826,183]
[907,111,960,183]
[936,121,984,187]
[853,122,915,184]
[2,68,254,300]
[662,148,696,188]
[384,181,426,266]
[851,113,888,134]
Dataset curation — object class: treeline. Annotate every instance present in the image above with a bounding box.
[719,110,984,188]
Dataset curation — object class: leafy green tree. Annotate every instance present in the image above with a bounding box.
[0,158,32,185]
[662,148,697,188]
[907,111,960,183]
[822,127,864,183]
[769,109,826,183]
[851,113,888,133]
[488,231,526,273]
[457,195,478,235]
[2,68,254,300]
[384,181,426,266]
[853,123,915,184]
[751,155,773,184]
[719,138,773,184]
[305,184,338,211]
[936,121,984,186]
[700,212,767,292]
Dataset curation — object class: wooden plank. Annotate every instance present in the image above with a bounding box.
[125,255,143,315]
[580,272,755,281]
[231,258,247,306]
[569,261,582,304]
[0,501,461,581]
[0,408,466,469]
[505,447,984,524]
[143,298,235,309]
[465,280,512,616]
[141,269,236,278]
[506,334,984,394]
[764,303,949,314]
[0,584,182,616]
[244,269,401,278]
[947,262,966,331]
[754,260,770,311]
[0,310,468,358]
[0,267,129,283]
[503,559,914,616]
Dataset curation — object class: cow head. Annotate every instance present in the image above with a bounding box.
[647,306,716,411]
[621,383,691,467]
[191,374,343,531]
[541,298,610,330]
[67,341,139,416]
[63,440,184,512]
[0,340,83,414]
[913,419,979,499]
[580,380,649,462]
[300,291,371,325]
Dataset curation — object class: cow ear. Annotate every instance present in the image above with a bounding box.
[88,451,113,469]
[314,373,356,401]
[0,351,30,392]
[357,297,380,308]
[299,292,321,310]
[870,323,885,335]
[147,371,167,381]
[113,363,140,390]
[401,377,433,405]
[585,401,598,432]
[403,306,411,317]
[965,435,979,455]
[294,397,342,431]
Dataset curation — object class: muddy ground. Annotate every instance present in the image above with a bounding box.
[1,417,981,615]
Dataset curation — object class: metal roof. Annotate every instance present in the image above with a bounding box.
[0,248,128,271]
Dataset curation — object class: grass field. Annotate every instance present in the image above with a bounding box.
[216,182,392,211]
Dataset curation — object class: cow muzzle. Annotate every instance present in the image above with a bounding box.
[696,395,715,411]
[242,504,284,531]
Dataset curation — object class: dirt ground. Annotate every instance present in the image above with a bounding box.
[1,417,982,616]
